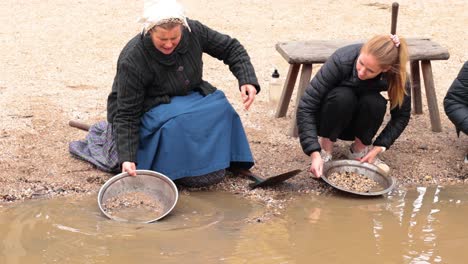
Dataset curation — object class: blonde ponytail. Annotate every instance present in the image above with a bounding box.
[362,35,409,109]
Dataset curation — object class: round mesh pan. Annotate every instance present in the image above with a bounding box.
[98,170,178,223]
[322,160,396,196]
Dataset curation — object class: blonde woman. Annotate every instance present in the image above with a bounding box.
[297,35,411,178]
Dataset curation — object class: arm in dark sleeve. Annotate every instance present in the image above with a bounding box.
[113,60,146,164]
[296,51,346,155]
[443,61,468,135]
[189,19,260,92]
[373,81,412,149]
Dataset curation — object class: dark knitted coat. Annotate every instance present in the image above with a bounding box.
[107,19,260,164]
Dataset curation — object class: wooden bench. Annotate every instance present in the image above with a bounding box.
[275,38,450,137]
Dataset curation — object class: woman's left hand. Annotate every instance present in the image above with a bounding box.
[240,84,257,110]
[358,146,383,164]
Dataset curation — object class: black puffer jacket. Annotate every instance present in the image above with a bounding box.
[444,61,468,136]
[296,44,411,155]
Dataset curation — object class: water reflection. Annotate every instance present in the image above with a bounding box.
[286,186,468,263]
[0,186,468,263]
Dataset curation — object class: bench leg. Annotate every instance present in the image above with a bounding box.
[421,60,442,132]
[275,64,300,118]
[289,64,313,137]
[410,60,423,114]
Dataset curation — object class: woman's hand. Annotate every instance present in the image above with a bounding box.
[122,161,137,176]
[309,151,323,178]
[240,84,257,110]
[358,146,383,164]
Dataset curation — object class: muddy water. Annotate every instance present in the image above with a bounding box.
[1,186,468,263]
[284,186,468,263]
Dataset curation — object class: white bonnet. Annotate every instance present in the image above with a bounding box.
[138,0,191,34]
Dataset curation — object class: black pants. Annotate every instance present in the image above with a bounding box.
[318,86,387,145]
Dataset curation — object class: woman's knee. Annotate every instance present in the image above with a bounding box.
[324,87,357,110]
[358,93,387,114]
[175,169,226,188]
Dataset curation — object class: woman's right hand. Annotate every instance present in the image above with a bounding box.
[122,161,137,176]
[309,151,323,178]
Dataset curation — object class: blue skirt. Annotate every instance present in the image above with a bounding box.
[137,90,254,180]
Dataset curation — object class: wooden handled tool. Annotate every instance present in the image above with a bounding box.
[230,168,301,189]
[69,120,91,131]
[391,2,399,34]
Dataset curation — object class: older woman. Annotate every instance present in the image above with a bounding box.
[297,35,411,177]
[70,0,260,187]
